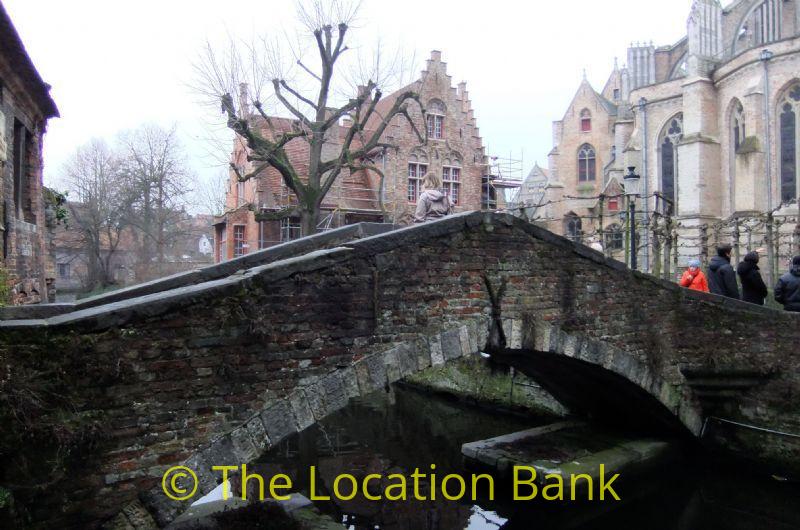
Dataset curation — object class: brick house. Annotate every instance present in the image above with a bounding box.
[0,1,58,304]
[214,51,507,262]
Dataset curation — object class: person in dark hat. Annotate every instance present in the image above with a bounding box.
[737,250,768,305]
[707,244,740,300]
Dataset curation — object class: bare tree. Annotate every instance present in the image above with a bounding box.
[193,0,426,235]
[62,139,130,291]
[119,124,193,275]
[194,171,229,216]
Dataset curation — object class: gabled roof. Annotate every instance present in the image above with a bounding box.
[560,77,618,122]
[588,175,624,210]
[0,1,59,118]
[526,162,549,180]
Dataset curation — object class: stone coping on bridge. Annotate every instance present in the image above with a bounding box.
[0,222,397,322]
[111,320,488,528]
[0,211,792,331]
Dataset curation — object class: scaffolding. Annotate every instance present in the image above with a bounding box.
[483,152,524,210]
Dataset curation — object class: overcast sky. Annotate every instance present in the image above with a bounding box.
[5,0,699,197]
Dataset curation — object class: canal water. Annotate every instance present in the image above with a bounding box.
[255,385,800,530]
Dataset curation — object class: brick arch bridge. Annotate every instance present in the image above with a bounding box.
[1,212,799,528]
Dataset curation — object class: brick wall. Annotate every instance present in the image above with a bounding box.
[0,13,55,305]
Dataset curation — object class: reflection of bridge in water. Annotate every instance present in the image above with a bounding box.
[2,212,799,528]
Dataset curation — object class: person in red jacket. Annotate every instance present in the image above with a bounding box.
[680,259,710,293]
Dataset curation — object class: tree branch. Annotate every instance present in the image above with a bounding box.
[297,60,322,81]
[331,23,348,60]
[279,79,319,112]
[272,79,313,128]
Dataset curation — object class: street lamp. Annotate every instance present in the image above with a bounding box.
[624,166,641,270]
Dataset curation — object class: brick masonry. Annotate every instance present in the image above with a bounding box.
[0,4,58,305]
[1,212,799,528]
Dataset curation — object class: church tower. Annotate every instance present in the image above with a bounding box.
[686,0,723,76]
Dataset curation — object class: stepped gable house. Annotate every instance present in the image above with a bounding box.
[214,51,497,262]
[0,1,58,304]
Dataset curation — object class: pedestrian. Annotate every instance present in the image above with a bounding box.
[707,244,740,299]
[680,259,709,293]
[414,171,452,223]
[775,255,800,313]
[737,250,768,305]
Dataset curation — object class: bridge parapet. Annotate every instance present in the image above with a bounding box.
[0,222,397,322]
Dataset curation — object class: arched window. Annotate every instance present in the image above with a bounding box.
[659,114,683,209]
[580,109,592,132]
[604,223,624,251]
[564,212,582,243]
[426,100,445,139]
[732,101,746,152]
[578,144,596,182]
[779,83,800,204]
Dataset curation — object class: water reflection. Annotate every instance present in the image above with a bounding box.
[254,385,800,530]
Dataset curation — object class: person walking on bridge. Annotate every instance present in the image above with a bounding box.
[737,250,768,305]
[680,259,709,293]
[775,256,800,313]
[707,244,740,300]
[414,171,452,223]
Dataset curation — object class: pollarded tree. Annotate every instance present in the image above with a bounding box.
[194,0,427,235]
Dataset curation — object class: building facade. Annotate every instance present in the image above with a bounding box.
[214,51,508,262]
[534,0,800,281]
[0,2,58,304]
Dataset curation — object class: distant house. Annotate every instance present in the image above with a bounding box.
[0,1,59,304]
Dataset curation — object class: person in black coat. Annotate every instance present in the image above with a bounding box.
[737,251,768,305]
[775,256,800,313]
[707,244,740,300]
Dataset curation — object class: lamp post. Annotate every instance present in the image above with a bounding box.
[761,48,775,285]
[624,166,642,270]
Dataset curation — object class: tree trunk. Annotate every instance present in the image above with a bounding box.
[300,206,319,237]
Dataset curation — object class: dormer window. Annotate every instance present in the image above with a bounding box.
[580,109,592,132]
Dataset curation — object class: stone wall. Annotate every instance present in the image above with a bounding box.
[1,212,799,528]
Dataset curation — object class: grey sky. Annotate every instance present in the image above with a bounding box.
[4,0,695,194]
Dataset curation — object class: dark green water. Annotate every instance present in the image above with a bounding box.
[256,386,800,530]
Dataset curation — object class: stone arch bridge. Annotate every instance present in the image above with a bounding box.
[1,212,798,528]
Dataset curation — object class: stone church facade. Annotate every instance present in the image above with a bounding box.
[533,0,800,282]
